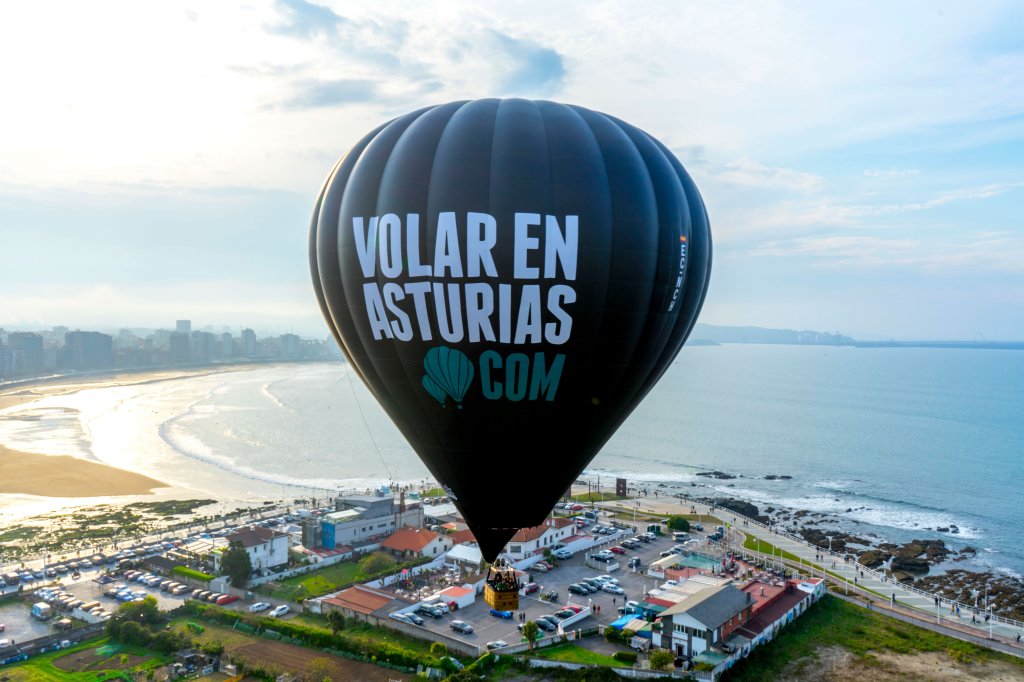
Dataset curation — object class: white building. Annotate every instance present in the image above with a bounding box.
[504,517,578,560]
[216,526,290,575]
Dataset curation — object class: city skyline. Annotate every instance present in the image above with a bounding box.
[2,1,1023,340]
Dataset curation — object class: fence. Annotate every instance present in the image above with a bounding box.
[526,658,690,679]
[0,621,106,666]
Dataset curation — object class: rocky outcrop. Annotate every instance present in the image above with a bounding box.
[857,549,891,568]
[763,475,792,480]
[696,471,737,480]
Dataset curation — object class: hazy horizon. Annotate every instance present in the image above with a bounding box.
[3,1,1023,340]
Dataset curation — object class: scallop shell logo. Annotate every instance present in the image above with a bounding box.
[422,346,474,408]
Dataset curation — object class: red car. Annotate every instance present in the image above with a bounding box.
[609,546,626,554]
[523,583,540,595]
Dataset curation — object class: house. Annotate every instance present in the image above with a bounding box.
[659,583,755,658]
[215,526,289,574]
[446,543,483,571]
[380,526,452,558]
[322,585,400,622]
[504,517,577,560]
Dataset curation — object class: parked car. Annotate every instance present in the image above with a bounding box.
[269,605,290,618]
[553,549,572,560]
[568,584,589,596]
[532,618,556,632]
[602,583,625,595]
[523,582,540,595]
[249,602,271,613]
[405,612,424,625]
[486,640,509,650]
[628,557,642,569]
[416,604,444,618]
[390,612,414,625]
[489,608,513,619]
[538,615,561,628]
[450,619,473,634]
[609,546,627,555]
[554,609,575,620]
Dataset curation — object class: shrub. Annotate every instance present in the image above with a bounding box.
[613,651,638,664]
[649,649,674,670]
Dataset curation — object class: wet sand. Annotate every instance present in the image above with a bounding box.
[0,443,166,497]
[0,366,253,498]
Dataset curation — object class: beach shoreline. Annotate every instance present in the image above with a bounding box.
[0,365,267,500]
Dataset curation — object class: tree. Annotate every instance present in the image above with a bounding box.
[327,609,346,635]
[430,641,448,658]
[667,516,690,532]
[521,620,540,649]
[222,541,253,589]
[117,595,160,625]
[649,649,675,670]
[603,625,620,642]
[358,551,396,576]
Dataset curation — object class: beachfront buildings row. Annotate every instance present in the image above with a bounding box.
[0,323,341,381]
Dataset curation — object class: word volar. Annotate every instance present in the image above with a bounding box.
[354,212,579,345]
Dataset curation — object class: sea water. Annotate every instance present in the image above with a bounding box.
[0,345,1021,575]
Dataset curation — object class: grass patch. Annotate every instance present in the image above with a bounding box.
[1,638,168,681]
[173,565,214,582]
[742,535,809,565]
[530,642,623,666]
[721,595,1024,681]
[257,556,427,601]
[574,492,627,503]
[420,487,445,498]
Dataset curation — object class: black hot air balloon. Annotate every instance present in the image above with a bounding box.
[310,99,711,562]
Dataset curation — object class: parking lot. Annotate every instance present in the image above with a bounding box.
[406,524,680,649]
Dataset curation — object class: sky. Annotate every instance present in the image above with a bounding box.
[1,0,1022,340]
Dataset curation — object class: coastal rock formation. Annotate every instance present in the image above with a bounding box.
[701,497,769,523]
[696,471,737,480]
[763,475,793,480]
[857,549,892,568]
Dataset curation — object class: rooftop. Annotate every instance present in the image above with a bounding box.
[227,526,287,549]
[660,583,754,629]
[323,585,394,615]
[381,526,441,553]
[509,517,575,543]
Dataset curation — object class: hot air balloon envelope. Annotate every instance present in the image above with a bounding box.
[310,99,711,561]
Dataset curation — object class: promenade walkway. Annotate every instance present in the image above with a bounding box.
[596,494,1024,657]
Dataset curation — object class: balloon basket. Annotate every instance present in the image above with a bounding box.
[484,583,519,611]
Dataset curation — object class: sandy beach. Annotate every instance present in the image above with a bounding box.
[0,365,252,499]
[0,443,165,497]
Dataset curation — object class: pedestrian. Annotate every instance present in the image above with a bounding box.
[1016,633,1020,642]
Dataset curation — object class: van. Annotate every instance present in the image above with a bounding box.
[584,510,598,520]
[673,531,689,542]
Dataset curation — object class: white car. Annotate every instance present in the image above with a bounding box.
[270,604,290,617]
[553,549,572,560]
[249,602,271,613]
[602,583,625,595]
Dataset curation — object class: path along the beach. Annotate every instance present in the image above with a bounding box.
[593,494,1024,656]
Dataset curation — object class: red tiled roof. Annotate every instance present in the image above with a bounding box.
[451,529,477,545]
[440,586,472,598]
[735,586,809,639]
[510,517,576,543]
[323,585,392,615]
[381,526,440,552]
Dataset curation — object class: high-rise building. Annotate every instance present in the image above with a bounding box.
[280,333,301,360]
[220,333,234,359]
[7,332,45,377]
[241,328,257,357]
[176,320,192,335]
[63,331,114,371]
[191,331,217,363]
[169,332,190,364]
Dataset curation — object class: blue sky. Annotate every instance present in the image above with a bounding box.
[1,0,1022,339]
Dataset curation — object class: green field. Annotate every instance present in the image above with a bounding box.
[257,556,426,601]
[722,595,1024,681]
[529,642,624,666]
[0,638,168,681]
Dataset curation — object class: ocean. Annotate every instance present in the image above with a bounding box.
[1,344,1021,576]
